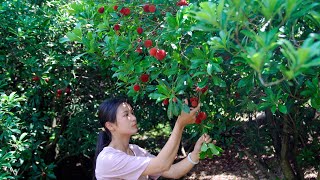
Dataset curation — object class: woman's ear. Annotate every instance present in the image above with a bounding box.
[105,122,115,131]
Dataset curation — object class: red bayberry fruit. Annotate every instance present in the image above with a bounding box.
[235,92,240,98]
[44,78,49,82]
[197,111,207,121]
[196,86,208,93]
[113,5,118,11]
[191,100,198,107]
[41,172,46,178]
[190,97,198,102]
[177,0,189,6]
[114,24,120,31]
[137,27,143,34]
[195,116,202,124]
[57,89,63,95]
[140,74,149,82]
[65,87,71,94]
[144,40,152,48]
[135,47,143,54]
[173,97,177,102]
[98,7,105,13]
[120,7,130,16]
[133,84,140,91]
[32,76,40,81]
[155,49,166,60]
[163,99,169,105]
[143,4,150,12]
[148,5,156,12]
[149,47,157,56]
[201,86,208,93]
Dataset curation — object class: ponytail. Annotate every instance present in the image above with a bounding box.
[93,130,111,180]
[95,130,111,158]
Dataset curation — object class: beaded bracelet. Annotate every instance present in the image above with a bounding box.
[187,153,199,165]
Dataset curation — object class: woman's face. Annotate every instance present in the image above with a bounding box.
[113,102,138,135]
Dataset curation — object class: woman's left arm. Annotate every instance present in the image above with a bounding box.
[161,134,212,179]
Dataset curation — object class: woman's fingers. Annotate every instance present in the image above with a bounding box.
[201,134,215,144]
[205,138,212,143]
[190,102,201,115]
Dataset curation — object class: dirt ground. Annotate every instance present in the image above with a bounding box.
[160,148,319,180]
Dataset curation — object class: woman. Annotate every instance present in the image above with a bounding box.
[94,97,213,180]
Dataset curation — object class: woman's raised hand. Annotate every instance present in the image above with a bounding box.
[193,133,213,154]
[176,100,201,127]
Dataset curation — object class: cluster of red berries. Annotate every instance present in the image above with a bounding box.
[119,7,131,16]
[143,4,156,13]
[196,111,207,124]
[133,74,150,91]
[161,96,206,124]
[196,85,208,93]
[177,0,189,6]
[56,87,71,98]
[149,47,166,61]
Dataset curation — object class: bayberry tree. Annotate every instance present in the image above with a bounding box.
[62,0,320,179]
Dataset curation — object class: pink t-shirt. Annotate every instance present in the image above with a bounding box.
[95,144,161,180]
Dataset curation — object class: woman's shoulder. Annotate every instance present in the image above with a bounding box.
[130,144,154,157]
[97,146,125,160]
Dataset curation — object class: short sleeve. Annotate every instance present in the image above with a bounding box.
[130,145,161,180]
[95,147,152,180]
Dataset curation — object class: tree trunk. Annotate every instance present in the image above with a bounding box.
[291,113,304,180]
[266,110,281,159]
[280,115,297,180]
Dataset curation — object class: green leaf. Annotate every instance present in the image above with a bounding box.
[172,101,180,117]
[201,143,208,152]
[278,104,288,114]
[258,102,271,111]
[19,133,28,141]
[197,79,208,88]
[302,57,320,68]
[212,76,226,87]
[191,58,205,69]
[208,143,220,155]
[192,71,206,78]
[59,37,70,43]
[148,93,167,102]
[207,63,223,75]
[182,103,190,113]
[157,83,170,96]
[238,75,252,88]
[166,13,177,29]
[271,105,277,114]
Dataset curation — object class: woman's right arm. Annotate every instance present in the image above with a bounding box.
[142,103,200,176]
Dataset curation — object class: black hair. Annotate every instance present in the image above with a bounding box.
[93,97,128,180]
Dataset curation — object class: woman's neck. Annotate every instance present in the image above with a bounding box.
[108,136,132,155]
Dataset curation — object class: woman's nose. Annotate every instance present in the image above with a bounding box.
[130,114,136,121]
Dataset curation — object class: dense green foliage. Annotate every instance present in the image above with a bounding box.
[1,0,320,179]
